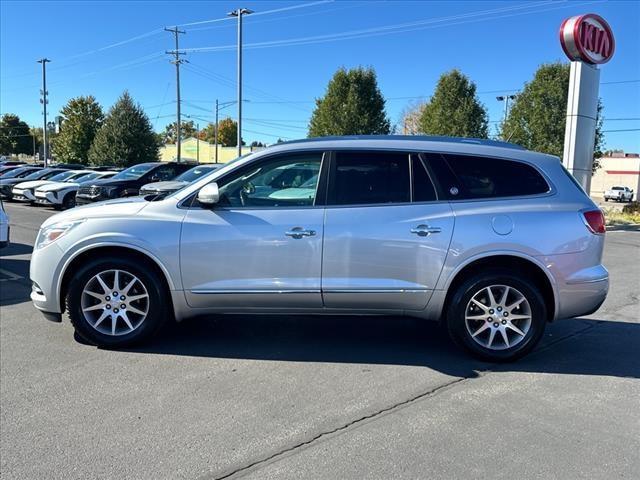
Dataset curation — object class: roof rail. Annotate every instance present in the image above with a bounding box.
[276,135,526,150]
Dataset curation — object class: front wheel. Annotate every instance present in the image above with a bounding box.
[66,256,167,347]
[446,270,547,362]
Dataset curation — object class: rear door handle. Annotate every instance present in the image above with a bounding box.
[410,224,442,237]
[285,227,316,239]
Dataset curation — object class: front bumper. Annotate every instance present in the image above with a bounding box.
[34,191,58,205]
[12,190,35,202]
[30,242,66,316]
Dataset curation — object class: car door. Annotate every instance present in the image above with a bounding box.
[322,151,454,311]
[180,151,327,309]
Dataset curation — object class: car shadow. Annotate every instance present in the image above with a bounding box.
[0,256,32,307]
[122,314,640,380]
[0,242,32,256]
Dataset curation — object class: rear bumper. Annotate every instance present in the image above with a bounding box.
[552,263,609,319]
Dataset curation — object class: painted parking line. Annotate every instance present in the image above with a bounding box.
[0,268,24,282]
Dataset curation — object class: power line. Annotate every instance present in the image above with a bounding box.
[183,1,598,53]
[177,1,333,28]
[602,128,640,133]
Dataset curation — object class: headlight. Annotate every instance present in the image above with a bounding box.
[35,220,85,250]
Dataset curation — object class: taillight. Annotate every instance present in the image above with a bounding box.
[582,209,606,234]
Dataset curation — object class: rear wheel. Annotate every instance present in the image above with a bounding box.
[447,269,547,362]
[66,256,167,347]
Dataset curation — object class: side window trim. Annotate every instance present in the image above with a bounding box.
[181,151,328,210]
[326,150,412,207]
[411,153,440,202]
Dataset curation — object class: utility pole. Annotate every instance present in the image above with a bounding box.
[228,8,253,157]
[196,123,200,163]
[165,26,186,162]
[37,58,50,167]
[496,94,517,124]
[214,99,219,163]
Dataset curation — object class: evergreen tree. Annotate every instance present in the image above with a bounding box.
[500,61,604,172]
[52,96,104,164]
[0,114,32,155]
[309,67,390,137]
[88,91,159,167]
[419,69,488,138]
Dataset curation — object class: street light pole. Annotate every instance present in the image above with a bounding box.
[228,8,253,158]
[196,123,200,163]
[37,58,50,167]
[496,94,517,124]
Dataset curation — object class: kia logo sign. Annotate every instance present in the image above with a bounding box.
[560,14,615,64]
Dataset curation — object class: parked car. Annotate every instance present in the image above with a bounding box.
[139,164,221,197]
[0,167,46,199]
[0,160,26,167]
[75,162,194,205]
[35,171,117,209]
[30,136,609,362]
[11,170,93,204]
[0,165,23,177]
[0,198,8,248]
[604,185,634,202]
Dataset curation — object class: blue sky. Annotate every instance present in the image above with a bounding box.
[1,0,639,151]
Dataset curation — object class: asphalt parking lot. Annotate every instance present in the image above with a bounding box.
[1,202,639,480]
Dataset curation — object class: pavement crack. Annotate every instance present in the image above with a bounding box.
[201,376,471,480]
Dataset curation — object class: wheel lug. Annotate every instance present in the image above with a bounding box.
[487,318,492,322]
[489,309,494,314]
[501,320,507,325]
[493,322,499,328]
[105,296,111,301]
[121,304,126,309]
[113,308,119,313]
[106,304,111,310]
[497,307,502,312]
[120,296,126,301]
[504,312,509,317]
[113,292,118,297]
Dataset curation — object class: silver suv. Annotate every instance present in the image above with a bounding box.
[30,136,609,361]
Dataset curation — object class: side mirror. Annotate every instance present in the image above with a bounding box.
[197,182,219,206]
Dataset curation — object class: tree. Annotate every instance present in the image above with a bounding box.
[308,67,390,137]
[161,120,197,144]
[0,114,33,155]
[419,69,488,138]
[198,123,216,143]
[500,62,604,173]
[88,91,159,167]
[400,101,426,134]
[217,118,238,146]
[250,141,265,147]
[51,96,104,164]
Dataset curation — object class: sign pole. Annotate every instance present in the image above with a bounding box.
[562,61,600,194]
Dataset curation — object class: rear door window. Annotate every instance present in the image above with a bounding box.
[330,151,410,205]
[443,154,549,199]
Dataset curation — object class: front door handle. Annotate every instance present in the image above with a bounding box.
[410,224,442,237]
[285,227,316,239]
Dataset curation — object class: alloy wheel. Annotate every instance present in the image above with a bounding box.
[464,284,532,350]
[81,269,149,336]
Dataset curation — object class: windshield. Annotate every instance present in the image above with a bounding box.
[24,169,59,180]
[77,172,106,182]
[175,165,218,183]
[49,171,80,182]
[112,164,156,180]
[1,167,38,179]
[612,186,623,190]
[65,172,94,182]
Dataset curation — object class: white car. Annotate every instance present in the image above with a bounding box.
[35,171,117,209]
[12,170,94,204]
[0,198,8,248]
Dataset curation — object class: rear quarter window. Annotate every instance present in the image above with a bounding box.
[443,154,550,199]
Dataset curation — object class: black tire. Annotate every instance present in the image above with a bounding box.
[66,256,168,348]
[446,269,547,362]
[61,192,76,210]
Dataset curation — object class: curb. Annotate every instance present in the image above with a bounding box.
[606,223,640,232]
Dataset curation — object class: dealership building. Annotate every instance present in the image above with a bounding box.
[590,151,640,196]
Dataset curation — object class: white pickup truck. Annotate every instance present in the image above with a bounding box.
[604,186,634,202]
